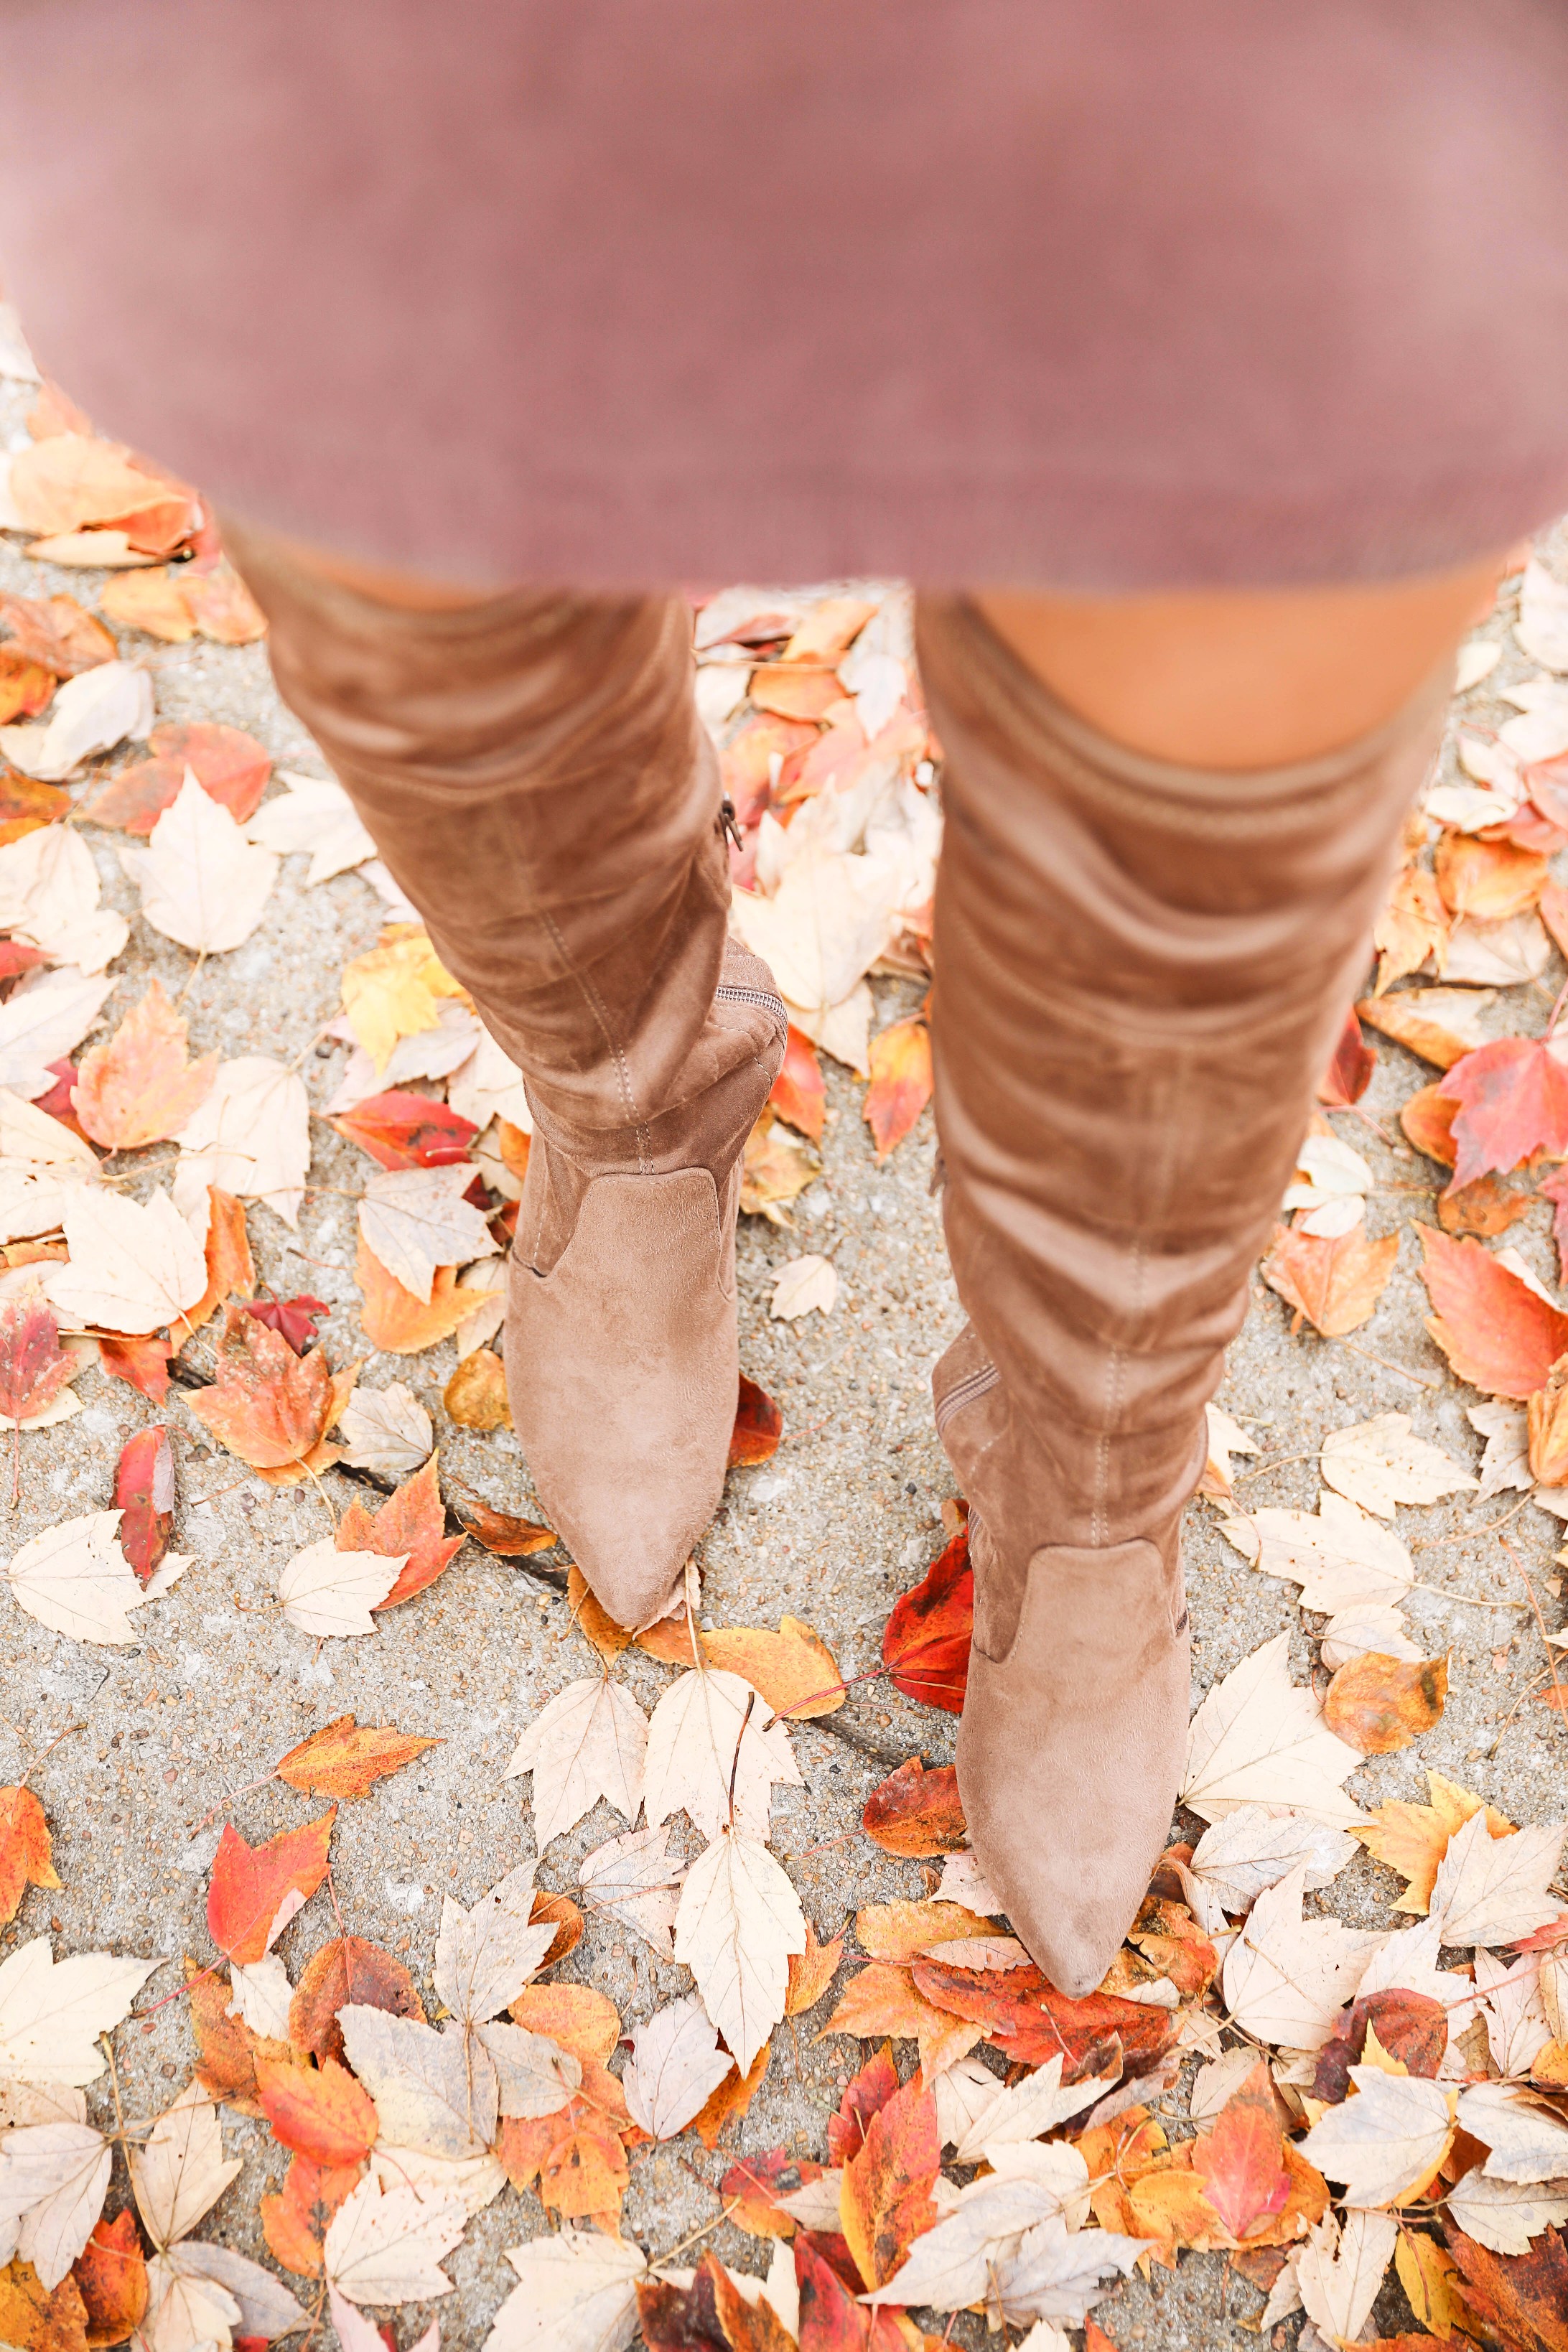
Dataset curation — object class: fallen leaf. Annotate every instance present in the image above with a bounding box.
[0,1294,78,1433]
[206,1813,335,1966]
[1442,2216,1568,2352]
[0,969,116,1103]
[768,1026,825,1144]
[1296,2209,1398,2347]
[1221,1490,1414,1613]
[1261,1222,1398,1336]
[1436,833,1549,921]
[98,567,197,642]
[1439,1036,1568,1191]
[741,1111,821,1225]
[1299,2066,1455,2208]
[1418,1224,1568,1396]
[51,1185,205,1337]
[730,1373,783,1468]
[1324,1652,1449,1755]
[320,2174,465,2307]
[255,2053,378,2169]
[0,1787,57,1929]
[356,1237,480,1354]
[0,661,152,783]
[882,1526,972,1714]
[111,1425,174,1588]
[643,1666,803,1843]
[862,1759,966,1858]
[1221,1865,1391,2047]
[335,1455,462,1610]
[1445,2170,1568,2258]
[621,1993,732,2141]
[185,1305,346,1475]
[770,1254,836,1320]
[0,2257,92,2348]
[118,771,277,952]
[1189,2063,1292,2239]
[1320,1412,1478,1518]
[451,1495,556,1555]
[1357,986,1493,1070]
[863,1022,932,1162]
[675,1829,806,2077]
[1358,1771,1516,1915]
[702,1616,844,1719]
[4,1510,174,1647]
[261,2152,361,2278]
[840,2067,938,2290]
[577,1824,684,1959]
[170,1054,310,1228]
[819,1962,984,2081]
[1373,868,1451,991]
[358,1165,495,1305]
[913,1956,1177,2077]
[279,1541,403,1638]
[70,981,215,1153]
[275,1717,439,1803]
[0,1940,153,2090]
[241,1292,325,1354]
[6,434,190,551]
[1317,1006,1376,1106]
[442,1348,510,1431]
[172,1185,255,1345]
[0,821,128,971]
[82,721,271,835]
[1311,1987,1448,2103]
[689,2042,771,2153]
[506,1676,650,1848]
[1427,1809,1567,1948]
[1178,1807,1359,1926]
[336,1381,434,1478]
[786,1922,845,2018]
[486,2229,646,2352]
[856,1899,999,1965]
[127,2082,241,2251]
[0,591,115,677]
[1181,1633,1366,1827]
[342,932,467,1075]
[330,1089,477,1172]
[244,771,375,883]
[178,560,267,646]
[288,1937,424,2070]
[71,2207,147,2344]
[947,2053,1113,2165]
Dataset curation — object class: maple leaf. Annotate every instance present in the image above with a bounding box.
[358,1164,495,1303]
[643,1666,802,1843]
[1187,2063,1292,2240]
[0,968,117,1101]
[577,1825,684,1959]
[356,1236,480,1354]
[689,2039,771,2151]
[675,1829,806,2076]
[172,1055,310,1228]
[98,1335,172,1402]
[1316,1005,1376,1106]
[82,720,269,836]
[910,1957,1176,2076]
[1438,1036,1568,1190]
[1312,1988,1449,2102]
[1427,1809,1567,1947]
[702,1617,844,1719]
[70,979,216,1152]
[279,1542,403,1638]
[882,1524,972,1712]
[261,2152,363,2277]
[118,771,278,953]
[275,1716,440,1802]
[492,2231,648,2352]
[1435,831,1549,920]
[338,1381,434,1475]
[0,1786,57,1949]
[1319,1411,1476,1518]
[185,1959,289,2115]
[863,1019,932,1162]
[113,1425,174,1585]
[1419,1224,1568,1396]
[330,1088,477,1170]
[827,2043,899,2165]
[0,589,115,676]
[52,1185,207,1338]
[171,1185,255,1345]
[740,1109,821,1225]
[185,1304,345,1475]
[255,2054,378,2170]
[857,1898,1000,1964]
[451,1495,556,1555]
[767,1024,825,1143]
[4,1510,180,1647]
[242,1292,325,1355]
[770,1252,837,1319]
[862,1758,967,1857]
[841,2066,938,2290]
[205,1811,336,1966]
[621,1994,732,2141]
[329,1456,463,1613]
[729,1371,783,1467]
[0,2260,93,2348]
[820,1961,983,2081]
[1261,1221,1398,1336]
[287,1936,424,2070]
[1180,1632,1366,1826]
[342,930,467,1075]
[0,660,151,784]
[1373,866,1450,991]
[1443,2217,1568,2352]
[321,2173,465,2308]
[1221,1864,1387,2048]
[72,2208,149,2343]
[506,1676,649,1848]
[0,1941,154,2086]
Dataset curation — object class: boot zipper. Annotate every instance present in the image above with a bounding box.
[934,1359,1001,1436]
[715,983,789,1041]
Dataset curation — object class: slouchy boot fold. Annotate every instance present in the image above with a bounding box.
[915,594,1450,1997]
[226,521,785,1623]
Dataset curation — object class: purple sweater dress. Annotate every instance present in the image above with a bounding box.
[0,0,1565,592]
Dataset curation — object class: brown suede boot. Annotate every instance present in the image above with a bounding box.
[916,594,1452,1999]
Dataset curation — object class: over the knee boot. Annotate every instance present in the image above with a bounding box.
[916,594,1450,1997]
[225,522,785,1628]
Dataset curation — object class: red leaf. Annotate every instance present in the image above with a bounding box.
[0,1784,59,1924]
[114,1426,173,1585]
[769,1026,826,1144]
[32,1057,90,1142]
[242,1295,329,1355]
[0,1294,76,1425]
[82,720,271,834]
[335,1455,462,1610]
[0,940,48,980]
[863,1019,933,1161]
[828,2044,900,2166]
[1190,2061,1290,2239]
[1442,2218,1568,2352]
[729,1373,783,1467]
[840,2066,938,2289]
[1312,1987,1448,2104]
[99,1335,172,1401]
[1317,1006,1376,1107]
[330,1090,479,1171]
[862,1758,966,1857]
[1438,1037,1568,1190]
[206,1811,335,1966]
[1418,1225,1568,1397]
[910,1958,1177,2076]
[882,1526,972,1713]
[255,2052,378,2167]
[719,2145,826,2239]
[71,2208,149,2343]
[793,2232,910,2352]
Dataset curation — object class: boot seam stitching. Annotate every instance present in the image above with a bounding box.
[540,906,650,1171]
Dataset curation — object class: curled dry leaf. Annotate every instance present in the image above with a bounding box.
[1316,1006,1376,1108]
[205,1811,335,1967]
[0,1786,57,1925]
[276,1715,440,1802]
[741,1111,820,1224]
[862,1758,967,1857]
[113,1424,173,1585]
[1323,1651,1449,1754]
[729,1372,783,1467]
[882,1523,973,1713]
[443,1346,510,1430]
[1261,1221,1398,1337]
[452,1495,556,1556]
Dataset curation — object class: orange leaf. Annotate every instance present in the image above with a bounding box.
[335,1454,462,1608]
[1312,1987,1448,2103]
[81,721,271,834]
[530,1889,584,1969]
[1357,994,1480,1072]
[275,1714,439,1801]
[0,651,55,727]
[718,2145,824,2239]
[862,1759,966,1858]
[1373,865,1450,991]
[0,589,116,676]
[98,568,197,643]
[1401,1083,1459,1167]
[786,1920,846,2017]
[0,775,70,842]
[702,1616,844,1718]
[729,1371,783,1467]
[0,1295,77,1427]
[818,1963,982,2082]
[71,981,216,1152]
[495,2102,630,2224]
[442,1346,510,1429]
[856,1900,998,1965]
[565,1564,633,1663]
[690,2038,770,2150]
[747,663,844,721]
[768,1025,826,1144]
[1356,1770,1516,1915]
[829,2043,900,2165]
[704,2250,797,2352]
[452,1495,556,1556]
[71,2208,148,2345]
[0,2258,91,2350]
[1189,2062,1290,2239]
[863,1019,933,1161]
[186,1956,291,2114]
[1418,1225,1568,1396]
[171,1187,255,1347]
[1436,1172,1532,1237]
[261,2152,363,2278]
[782,597,881,666]
[206,1810,335,1966]
[1442,2217,1568,2352]
[287,1936,424,2068]
[113,1427,173,1585]
[1531,1356,1568,1485]
[1324,1651,1449,1754]
[910,1957,1177,2078]
[1434,832,1550,920]
[1439,1037,1568,1190]
[98,1336,172,1402]
[8,432,187,539]
[186,1305,338,1472]
[1317,1007,1376,1107]
[356,1235,477,1353]
[841,2066,939,2288]
[720,714,817,827]
[330,1090,477,1171]
[0,1786,59,1924]
[882,1526,971,1713]
[255,2053,378,2167]
[508,1984,621,2069]
[1261,1222,1399,1337]
[180,561,267,646]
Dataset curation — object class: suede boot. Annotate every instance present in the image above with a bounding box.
[915,594,1450,1998]
[225,522,784,1622]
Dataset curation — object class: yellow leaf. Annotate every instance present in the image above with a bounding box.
[701,1615,844,1718]
[341,928,466,1073]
